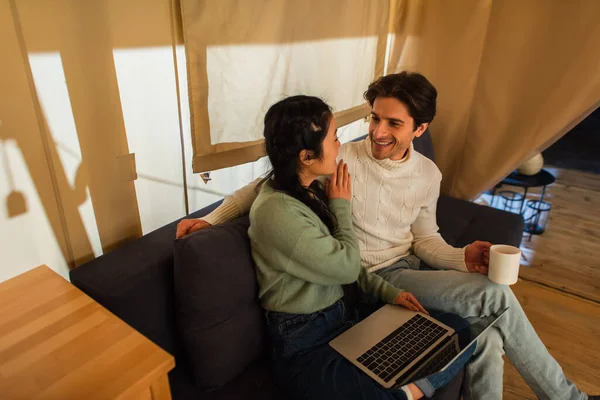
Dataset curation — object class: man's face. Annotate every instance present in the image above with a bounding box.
[368,97,428,161]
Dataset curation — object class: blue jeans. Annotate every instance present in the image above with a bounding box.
[376,256,586,400]
[265,298,473,400]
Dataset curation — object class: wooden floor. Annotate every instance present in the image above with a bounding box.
[518,167,600,303]
[482,167,600,399]
[502,280,600,399]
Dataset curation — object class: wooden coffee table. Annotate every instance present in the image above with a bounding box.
[0,265,175,400]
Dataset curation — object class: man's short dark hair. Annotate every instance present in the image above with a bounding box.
[363,71,437,131]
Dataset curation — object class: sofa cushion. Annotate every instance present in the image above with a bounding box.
[69,200,225,362]
[169,357,284,400]
[437,195,524,248]
[436,201,471,247]
[413,128,435,162]
[174,216,266,390]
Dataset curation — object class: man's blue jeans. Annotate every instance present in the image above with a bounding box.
[376,256,586,400]
[265,298,473,400]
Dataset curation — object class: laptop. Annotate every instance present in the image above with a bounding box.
[329,305,508,388]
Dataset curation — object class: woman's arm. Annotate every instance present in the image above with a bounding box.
[356,269,428,314]
[251,196,361,285]
[356,268,403,304]
[250,161,361,285]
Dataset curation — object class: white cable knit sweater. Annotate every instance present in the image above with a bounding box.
[203,137,467,273]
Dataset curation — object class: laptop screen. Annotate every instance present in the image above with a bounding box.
[397,307,510,386]
[467,308,508,343]
[451,307,510,366]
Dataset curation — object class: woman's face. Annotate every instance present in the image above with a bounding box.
[304,116,340,177]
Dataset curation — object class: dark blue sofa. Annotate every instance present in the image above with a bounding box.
[70,132,524,399]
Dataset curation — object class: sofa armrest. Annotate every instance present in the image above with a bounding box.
[69,200,225,357]
[437,195,525,248]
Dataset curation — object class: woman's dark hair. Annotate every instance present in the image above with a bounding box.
[364,71,437,131]
[260,95,337,232]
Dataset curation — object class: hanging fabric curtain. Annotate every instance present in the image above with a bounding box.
[180,0,390,172]
[386,0,600,199]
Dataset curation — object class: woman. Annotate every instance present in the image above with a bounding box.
[248,95,470,399]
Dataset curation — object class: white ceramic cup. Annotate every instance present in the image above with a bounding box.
[488,245,521,285]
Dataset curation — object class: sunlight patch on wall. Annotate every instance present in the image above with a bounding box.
[206,37,378,145]
[113,46,186,233]
[174,45,271,213]
[0,140,69,282]
[28,53,80,188]
[28,52,102,260]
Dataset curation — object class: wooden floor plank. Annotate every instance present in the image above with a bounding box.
[545,166,600,192]
[517,169,600,302]
[478,167,600,398]
[503,280,600,399]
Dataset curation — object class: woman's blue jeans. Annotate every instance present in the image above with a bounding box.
[265,297,474,399]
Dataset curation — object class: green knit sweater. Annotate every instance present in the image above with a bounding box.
[248,181,403,314]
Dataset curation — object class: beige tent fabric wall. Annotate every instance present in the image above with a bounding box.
[6,0,186,270]
[454,0,600,199]
[387,0,600,199]
[15,0,144,260]
[386,0,493,197]
[1,1,73,277]
[180,0,390,173]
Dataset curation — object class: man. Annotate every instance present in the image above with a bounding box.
[177,72,596,400]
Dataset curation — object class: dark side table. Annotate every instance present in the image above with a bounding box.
[493,169,556,214]
[491,169,556,238]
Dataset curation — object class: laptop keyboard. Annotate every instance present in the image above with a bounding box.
[356,314,448,382]
[413,339,459,380]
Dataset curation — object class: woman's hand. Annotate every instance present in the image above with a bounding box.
[326,160,351,201]
[394,291,429,315]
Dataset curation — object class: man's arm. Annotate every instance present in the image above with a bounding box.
[202,178,262,225]
[410,172,469,272]
[176,178,261,238]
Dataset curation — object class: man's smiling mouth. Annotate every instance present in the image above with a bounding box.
[373,140,394,147]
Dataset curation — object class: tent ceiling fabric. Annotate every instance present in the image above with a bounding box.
[387,0,600,199]
[452,0,600,199]
[180,0,389,173]
[181,0,600,198]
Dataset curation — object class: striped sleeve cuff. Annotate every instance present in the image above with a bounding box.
[436,246,468,272]
[201,197,241,226]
